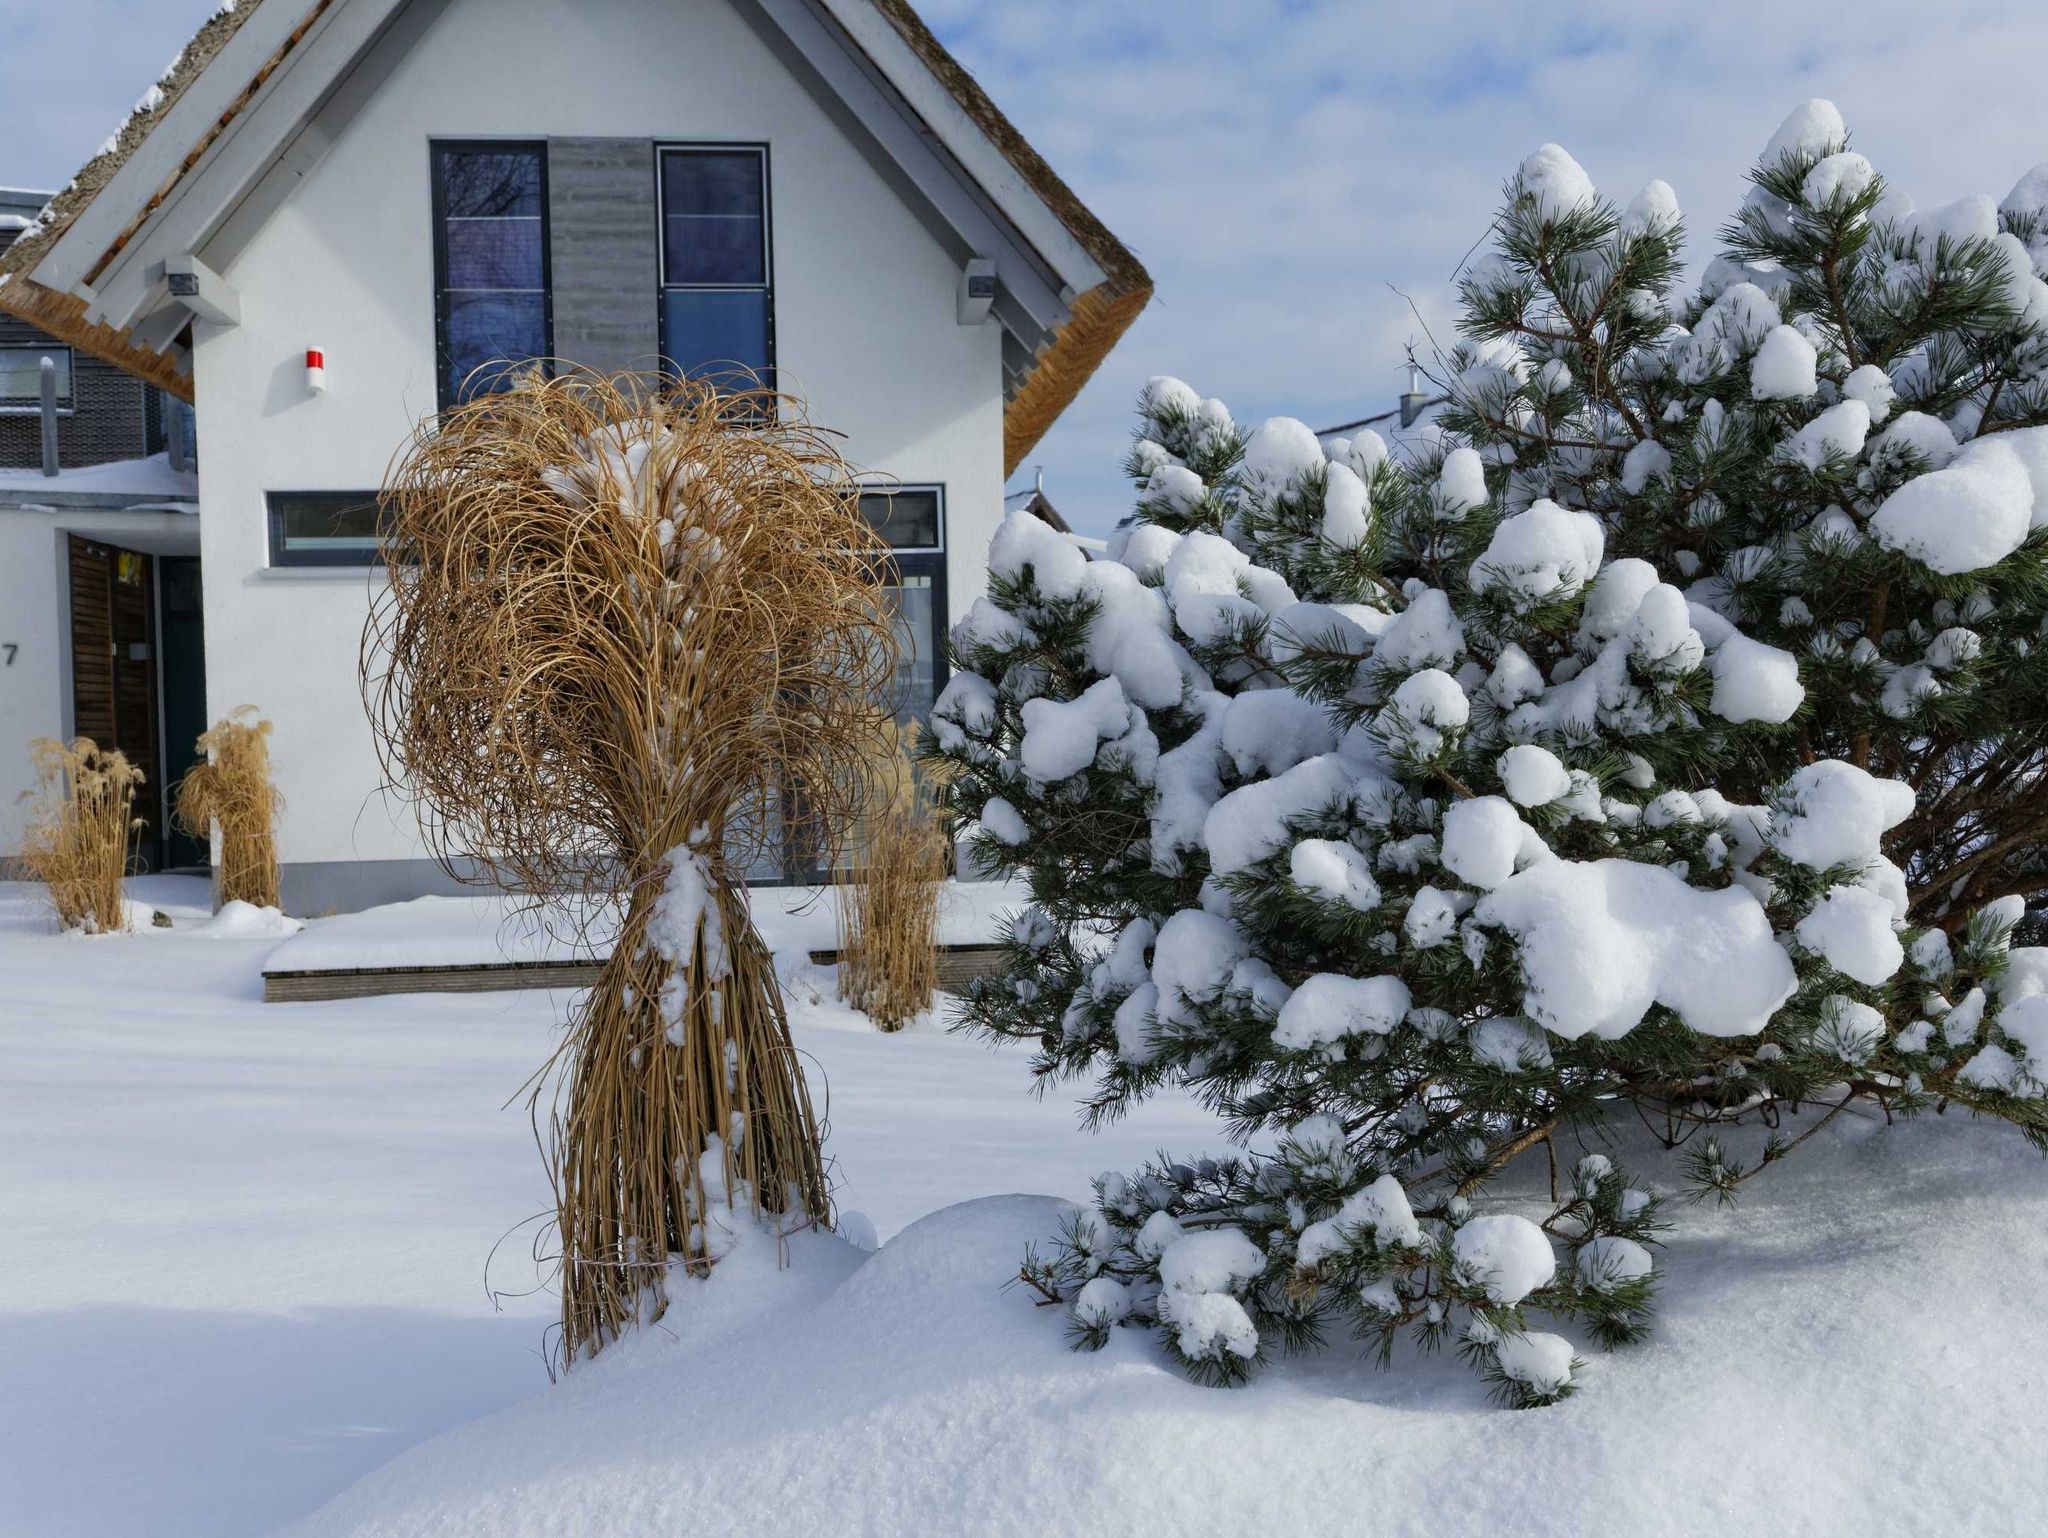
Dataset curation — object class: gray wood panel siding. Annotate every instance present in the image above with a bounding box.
[547,138,659,377]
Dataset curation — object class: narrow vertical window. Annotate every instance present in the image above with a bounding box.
[433,143,551,409]
[856,487,948,726]
[658,146,773,393]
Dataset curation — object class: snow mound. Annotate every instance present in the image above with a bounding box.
[191,900,304,939]
[276,1112,2048,1538]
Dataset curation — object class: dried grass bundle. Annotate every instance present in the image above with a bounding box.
[20,737,142,933]
[173,708,282,910]
[837,726,948,1030]
[366,371,898,1363]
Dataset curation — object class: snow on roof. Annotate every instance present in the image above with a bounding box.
[0,452,198,501]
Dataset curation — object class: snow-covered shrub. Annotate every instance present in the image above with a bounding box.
[932,103,2048,1404]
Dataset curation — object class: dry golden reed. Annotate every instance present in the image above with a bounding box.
[21,737,142,933]
[173,708,282,910]
[836,726,947,1031]
[365,370,898,1363]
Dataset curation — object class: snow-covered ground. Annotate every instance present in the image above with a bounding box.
[0,876,1212,1538]
[4,876,2046,1537]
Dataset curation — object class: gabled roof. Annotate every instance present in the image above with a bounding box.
[0,0,1150,472]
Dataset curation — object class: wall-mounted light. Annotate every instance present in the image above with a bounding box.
[306,348,327,394]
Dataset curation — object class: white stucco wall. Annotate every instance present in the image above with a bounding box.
[191,0,1006,880]
[0,504,200,855]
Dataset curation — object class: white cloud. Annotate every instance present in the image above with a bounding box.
[930,0,2048,531]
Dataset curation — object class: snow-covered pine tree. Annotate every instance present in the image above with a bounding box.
[929,104,2048,1404]
[1444,99,2048,944]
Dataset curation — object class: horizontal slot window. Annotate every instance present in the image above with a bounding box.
[268,491,387,567]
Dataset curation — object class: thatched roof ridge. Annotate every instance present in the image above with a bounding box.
[0,0,301,398]
[0,0,1150,460]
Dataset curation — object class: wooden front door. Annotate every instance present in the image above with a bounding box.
[67,535,162,860]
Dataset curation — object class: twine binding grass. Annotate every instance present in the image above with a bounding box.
[20,737,142,933]
[173,708,283,911]
[366,370,898,1363]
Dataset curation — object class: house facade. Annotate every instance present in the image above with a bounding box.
[0,0,1149,912]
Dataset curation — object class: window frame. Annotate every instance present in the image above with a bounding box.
[0,343,75,412]
[266,490,389,569]
[856,483,949,722]
[655,143,775,394]
[430,139,554,413]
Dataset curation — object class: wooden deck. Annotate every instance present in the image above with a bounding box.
[263,959,605,1003]
[263,943,1011,1003]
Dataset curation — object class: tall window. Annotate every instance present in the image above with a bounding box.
[432,142,551,409]
[0,344,73,408]
[658,146,773,393]
[856,486,947,727]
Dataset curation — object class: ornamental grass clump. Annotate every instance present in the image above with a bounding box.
[837,726,948,1030]
[367,371,897,1364]
[21,737,142,933]
[174,708,283,910]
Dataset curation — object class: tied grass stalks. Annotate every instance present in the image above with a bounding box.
[21,737,142,933]
[837,727,948,1030]
[365,370,898,1363]
[173,708,283,910]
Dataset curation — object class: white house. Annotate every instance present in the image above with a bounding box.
[0,0,1149,911]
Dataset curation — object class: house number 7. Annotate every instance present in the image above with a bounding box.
[1,645,15,666]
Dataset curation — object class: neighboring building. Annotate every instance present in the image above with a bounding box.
[0,188,176,471]
[0,0,1150,911]
[0,190,205,871]
[1004,474,1108,555]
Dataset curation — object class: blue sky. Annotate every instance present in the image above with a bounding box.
[8,0,2048,533]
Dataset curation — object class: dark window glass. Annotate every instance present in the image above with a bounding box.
[663,152,764,219]
[441,151,542,218]
[444,292,550,403]
[268,491,387,567]
[445,218,544,290]
[434,143,550,409]
[659,147,772,392]
[660,290,770,388]
[857,488,943,551]
[663,215,765,285]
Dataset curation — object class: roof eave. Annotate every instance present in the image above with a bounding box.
[0,276,193,401]
[3,0,1151,441]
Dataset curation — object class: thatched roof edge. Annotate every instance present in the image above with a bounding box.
[0,0,1151,444]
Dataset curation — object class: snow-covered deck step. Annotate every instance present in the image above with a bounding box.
[264,957,606,1002]
[804,943,1010,996]
[260,883,1029,1002]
